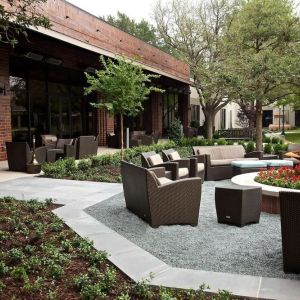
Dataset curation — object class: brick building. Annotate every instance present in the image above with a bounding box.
[0,0,191,161]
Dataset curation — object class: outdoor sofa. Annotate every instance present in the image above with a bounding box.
[192,145,262,180]
[65,135,99,159]
[121,161,202,228]
[162,148,205,183]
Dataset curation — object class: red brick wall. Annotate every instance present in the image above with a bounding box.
[0,45,11,160]
[0,0,190,82]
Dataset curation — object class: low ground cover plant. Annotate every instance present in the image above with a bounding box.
[0,196,236,299]
[255,166,300,189]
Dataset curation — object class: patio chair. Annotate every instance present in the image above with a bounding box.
[121,161,202,228]
[279,191,300,273]
[5,142,47,172]
[46,138,74,163]
[162,148,204,182]
[65,135,99,159]
[141,151,179,180]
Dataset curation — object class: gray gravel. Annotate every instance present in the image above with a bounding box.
[85,180,300,280]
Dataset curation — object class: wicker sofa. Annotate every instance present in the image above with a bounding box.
[192,145,262,180]
[121,161,202,228]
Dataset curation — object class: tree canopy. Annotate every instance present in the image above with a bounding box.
[226,0,300,150]
[103,11,172,54]
[85,55,163,157]
[154,0,236,138]
[0,0,51,47]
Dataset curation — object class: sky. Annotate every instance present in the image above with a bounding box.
[66,0,158,23]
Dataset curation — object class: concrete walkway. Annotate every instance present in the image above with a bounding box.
[0,176,299,300]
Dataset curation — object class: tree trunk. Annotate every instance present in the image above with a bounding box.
[120,113,124,160]
[205,113,215,140]
[255,101,263,151]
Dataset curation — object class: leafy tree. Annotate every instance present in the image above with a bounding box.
[85,55,164,158]
[154,0,236,139]
[103,11,173,54]
[226,0,300,150]
[0,0,51,47]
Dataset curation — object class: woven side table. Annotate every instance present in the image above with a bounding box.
[215,185,262,227]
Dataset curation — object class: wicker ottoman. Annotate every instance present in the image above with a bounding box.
[215,185,262,227]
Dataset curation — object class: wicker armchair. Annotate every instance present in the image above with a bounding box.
[65,136,98,159]
[162,148,204,181]
[5,142,47,172]
[141,151,180,180]
[279,191,300,273]
[121,161,202,228]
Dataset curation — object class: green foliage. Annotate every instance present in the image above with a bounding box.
[245,141,255,153]
[263,136,271,143]
[217,138,227,145]
[264,143,273,154]
[7,248,24,263]
[0,0,51,47]
[77,159,91,171]
[85,56,163,117]
[271,137,280,144]
[168,118,183,143]
[104,11,172,53]
[273,143,283,154]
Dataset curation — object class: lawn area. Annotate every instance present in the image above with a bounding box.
[0,196,234,300]
[284,128,300,143]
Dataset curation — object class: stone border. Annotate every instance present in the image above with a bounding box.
[231,172,300,197]
[0,177,299,299]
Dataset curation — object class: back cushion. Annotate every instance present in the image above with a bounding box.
[197,147,223,159]
[148,154,163,166]
[221,145,245,159]
[169,151,181,160]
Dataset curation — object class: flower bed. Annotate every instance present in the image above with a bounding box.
[255,166,300,189]
[0,197,233,299]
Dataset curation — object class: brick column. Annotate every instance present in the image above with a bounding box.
[150,92,163,135]
[95,93,115,146]
[0,45,11,161]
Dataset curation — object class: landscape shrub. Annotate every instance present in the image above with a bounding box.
[271,137,280,144]
[263,136,271,143]
[264,143,273,154]
[168,118,183,143]
[273,143,283,154]
[245,141,255,153]
[217,138,227,145]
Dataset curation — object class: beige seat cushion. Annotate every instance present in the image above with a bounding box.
[238,157,259,161]
[178,167,189,177]
[148,154,163,166]
[169,151,181,160]
[211,159,235,166]
[197,163,205,171]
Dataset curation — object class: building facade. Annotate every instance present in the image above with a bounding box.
[0,0,192,160]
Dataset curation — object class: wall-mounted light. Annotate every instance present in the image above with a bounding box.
[24,52,44,61]
[44,57,63,66]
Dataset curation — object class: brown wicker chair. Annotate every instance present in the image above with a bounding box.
[121,161,202,228]
[141,151,180,180]
[46,138,73,163]
[162,148,204,181]
[5,142,47,172]
[65,136,98,159]
[279,191,300,273]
